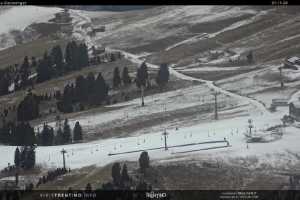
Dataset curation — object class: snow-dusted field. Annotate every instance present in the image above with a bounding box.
[1,6,300,175]
[0,105,292,170]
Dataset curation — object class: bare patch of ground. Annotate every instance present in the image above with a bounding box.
[180,68,256,81]
[34,155,293,190]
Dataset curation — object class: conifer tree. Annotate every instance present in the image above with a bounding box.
[136,62,148,89]
[121,163,130,183]
[94,73,109,105]
[41,124,54,146]
[65,42,73,71]
[73,121,82,141]
[111,162,121,185]
[17,92,40,121]
[31,56,37,68]
[79,43,89,68]
[51,45,64,75]
[63,119,71,144]
[156,63,169,89]
[24,122,36,146]
[20,56,30,87]
[85,183,92,192]
[25,146,36,169]
[139,151,150,174]
[75,75,88,102]
[55,126,64,145]
[113,67,121,89]
[14,147,20,168]
[122,67,131,86]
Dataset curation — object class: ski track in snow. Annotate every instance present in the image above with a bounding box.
[164,10,269,52]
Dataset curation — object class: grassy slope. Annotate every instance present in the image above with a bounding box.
[34,156,291,190]
[0,37,68,69]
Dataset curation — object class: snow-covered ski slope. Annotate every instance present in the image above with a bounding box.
[0,6,299,171]
[0,107,294,170]
[84,6,261,50]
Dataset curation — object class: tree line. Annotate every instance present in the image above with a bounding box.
[0,41,89,97]
[37,41,89,83]
[14,146,36,170]
[0,118,82,146]
[101,151,151,190]
[57,72,109,113]
[0,61,169,147]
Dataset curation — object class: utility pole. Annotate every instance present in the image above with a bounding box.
[212,91,220,120]
[162,130,168,150]
[61,148,67,170]
[248,119,253,137]
[279,67,284,88]
[141,86,145,107]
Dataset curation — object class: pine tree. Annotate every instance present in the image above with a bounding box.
[0,75,9,96]
[25,146,36,169]
[58,84,74,113]
[66,41,80,70]
[41,124,54,146]
[72,41,80,70]
[0,123,10,144]
[113,67,121,89]
[17,92,40,121]
[136,62,148,106]
[93,73,109,105]
[23,122,36,146]
[86,72,95,104]
[63,119,71,144]
[73,121,82,141]
[136,62,148,89]
[36,52,54,83]
[111,162,121,185]
[121,163,130,183]
[15,122,26,146]
[20,56,30,88]
[75,75,88,102]
[50,45,64,75]
[122,67,131,86]
[79,43,89,68]
[20,146,26,168]
[65,42,73,72]
[85,183,92,192]
[139,151,150,174]
[31,56,37,68]
[14,147,20,168]
[55,126,64,145]
[156,63,169,89]
[10,123,18,145]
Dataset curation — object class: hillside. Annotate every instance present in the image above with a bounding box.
[1,5,300,192]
